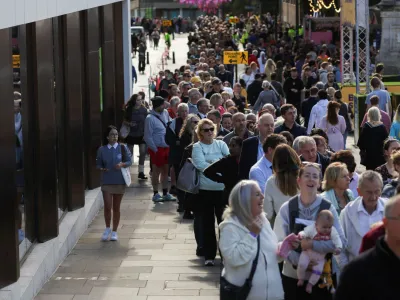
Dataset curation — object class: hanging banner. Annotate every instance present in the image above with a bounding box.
[341,0,355,27]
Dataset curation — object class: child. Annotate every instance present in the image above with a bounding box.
[297,210,342,293]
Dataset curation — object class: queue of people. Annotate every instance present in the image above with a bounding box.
[95,13,400,300]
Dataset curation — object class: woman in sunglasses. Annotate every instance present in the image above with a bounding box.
[274,162,347,299]
[191,118,230,266]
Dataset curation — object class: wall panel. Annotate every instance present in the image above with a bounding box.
[33,19,59,241]
[64,12,85,210]
[83,8,102,189]
[0,28,19,288]
[113,1,124,128]
[100,4,117,132]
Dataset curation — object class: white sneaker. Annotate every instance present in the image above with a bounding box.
[204,259,215,266]
[110,231,118,241]
[101,228,111,241]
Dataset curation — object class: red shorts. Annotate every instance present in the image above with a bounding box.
[148,147,169,167]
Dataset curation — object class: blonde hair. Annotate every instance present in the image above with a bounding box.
[322,162,348,191]
[195,118,216,140]
[367,107,381,123]
[179,114,199,138]
[222,180,259,226]
[391,150,400,166]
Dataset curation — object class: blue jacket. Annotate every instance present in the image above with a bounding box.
[96,143,132,185]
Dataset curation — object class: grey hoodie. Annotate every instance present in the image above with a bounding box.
[144,109,171,152]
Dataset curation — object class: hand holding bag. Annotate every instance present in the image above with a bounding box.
[120,123,130,139]
[220,235,260,300]
[176,158,200,194]
[120,144,132,187]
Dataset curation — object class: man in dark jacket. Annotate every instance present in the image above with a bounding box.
[274,104,307,139]
[301,87,319,129]
[216,65,233,86]
[334,195,400,300]
[247,73,263,106]
[298,136,330,176]
[205,78,224,99]
[283,68,304,123]
[324,72,340,90]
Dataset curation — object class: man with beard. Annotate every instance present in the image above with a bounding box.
[324,72,340,90]
[223,112,254,145]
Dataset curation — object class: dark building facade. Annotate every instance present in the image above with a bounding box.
[0,1,129,290]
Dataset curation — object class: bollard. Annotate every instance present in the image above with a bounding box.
[146,52,149,65]
[172,52,175,64]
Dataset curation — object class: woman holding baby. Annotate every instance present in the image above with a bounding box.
[274,162,348,300]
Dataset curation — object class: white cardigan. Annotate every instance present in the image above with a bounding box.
[219,214,284,300]
[339,197,386,262]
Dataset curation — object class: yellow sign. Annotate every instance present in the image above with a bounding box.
[162,20,172,27]
[229,17,239,24]
[223,51,248,65]
[341,0,355,27]
[13,55,20,68]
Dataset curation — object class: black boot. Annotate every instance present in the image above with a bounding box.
[138,172,148,180]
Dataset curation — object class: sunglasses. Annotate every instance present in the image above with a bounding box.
[201,127,215,132]
[192,120,199,124]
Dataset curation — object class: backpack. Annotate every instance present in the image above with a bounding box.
[288,196,331,252]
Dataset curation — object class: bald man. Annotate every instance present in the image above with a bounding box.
[335,195,400,300]
[238,113,275,180]
[223,112,254,145]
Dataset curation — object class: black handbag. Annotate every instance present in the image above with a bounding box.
[220,235,260,300]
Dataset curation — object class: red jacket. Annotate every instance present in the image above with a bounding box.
[359,223,385,253]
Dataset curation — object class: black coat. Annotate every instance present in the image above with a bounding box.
[238,136,259,180]
[204,155,239,204]
[301,96,318,129]
[357,122,388,170]
[283,77,304,105]
[334,238,400,300]
[247,80,263,106]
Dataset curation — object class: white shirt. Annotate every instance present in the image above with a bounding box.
[249,156,273,194]
[107,143,118,149]
[357,199,385,236]
[349,172,359,198]
[257,138,264,161]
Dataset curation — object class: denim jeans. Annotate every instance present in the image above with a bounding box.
[343,131,348,149]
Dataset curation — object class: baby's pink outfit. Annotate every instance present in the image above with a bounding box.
[297,223,342,285]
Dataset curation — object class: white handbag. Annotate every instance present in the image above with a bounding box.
[120,144,132,187]
[121,166,132,187]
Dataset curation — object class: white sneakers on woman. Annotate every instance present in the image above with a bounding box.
[101,228,118,241]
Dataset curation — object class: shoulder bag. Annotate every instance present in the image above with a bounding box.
[176,157,200,194]
[120,144,132,187]
[220,235,260,300]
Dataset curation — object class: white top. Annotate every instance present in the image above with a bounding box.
[307,99,329,134]
[349,172,359,198]
[264,175,293,223]
[219,214,284,300]
[339,197,386,262]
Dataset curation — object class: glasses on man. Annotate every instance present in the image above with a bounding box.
[201,127,215,132]
[109,133,118,137]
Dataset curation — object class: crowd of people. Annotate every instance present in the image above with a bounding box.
[96,14,400,300]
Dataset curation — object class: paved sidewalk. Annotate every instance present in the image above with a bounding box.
[35,34,220,300]
[35,161,220,300]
